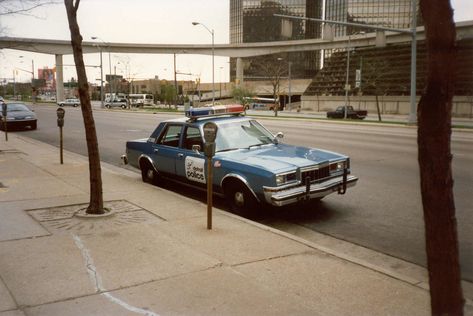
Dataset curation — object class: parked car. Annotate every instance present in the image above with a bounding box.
[58,98,80,107]
[105,99,127,109]
[0,102,37,130]
[326,105,367,119]
[122,104,358,211]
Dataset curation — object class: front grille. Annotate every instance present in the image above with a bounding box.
[301,166,330,185]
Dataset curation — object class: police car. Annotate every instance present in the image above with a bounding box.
[122,104,358,211]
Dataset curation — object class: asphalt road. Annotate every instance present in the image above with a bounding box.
[15,104,473,281]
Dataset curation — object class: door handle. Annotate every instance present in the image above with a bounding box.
[153,148,159,153]
[177,153,184,158]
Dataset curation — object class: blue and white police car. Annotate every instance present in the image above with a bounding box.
[122,104,358,211]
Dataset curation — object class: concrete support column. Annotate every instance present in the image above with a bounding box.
[236,57,244,86]
[55,54,64,102]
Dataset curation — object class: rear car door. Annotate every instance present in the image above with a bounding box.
[175,125,207,186]
[153,123,184,176]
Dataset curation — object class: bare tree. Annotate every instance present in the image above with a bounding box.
[362,59,393,122]
[418,0,464,314]
[252,55,286,117]
[64,0,105,215]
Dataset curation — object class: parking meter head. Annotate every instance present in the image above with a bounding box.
[203,122,218,143]
[1,104,6,117]
[56,107,65,127]
[56,107,65,119]
[203,122,218,158]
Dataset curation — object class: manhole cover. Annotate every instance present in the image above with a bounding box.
[27,200,164,235]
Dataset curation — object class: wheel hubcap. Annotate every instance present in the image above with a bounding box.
[146,169,154,180]
[234,191,245,207]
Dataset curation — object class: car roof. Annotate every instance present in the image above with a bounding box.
[163,114,251,127]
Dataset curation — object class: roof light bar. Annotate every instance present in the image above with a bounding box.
[185,104,245,119]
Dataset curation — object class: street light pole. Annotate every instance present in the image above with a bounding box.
[288,61,292,111]
[19,56,35,103]
[192,22,215,105]
[408,0,418,124]
[91,37,112,103]
[99,49,104,107]
[344,36,352,119]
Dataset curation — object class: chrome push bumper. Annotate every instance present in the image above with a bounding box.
[263,174,358,207]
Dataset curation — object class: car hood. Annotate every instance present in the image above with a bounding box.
[216,143,346,173]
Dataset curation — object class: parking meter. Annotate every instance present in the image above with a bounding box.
[203,122,218,158]
[202,122,218,230]
[56,108,65,127]
[56,108,65,164]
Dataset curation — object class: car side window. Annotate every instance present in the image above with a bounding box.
[158,124,182,148]
[182,126,203,150]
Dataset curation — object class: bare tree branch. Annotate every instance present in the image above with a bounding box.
[0,0,59,16]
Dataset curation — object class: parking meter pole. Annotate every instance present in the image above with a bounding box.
[203,122,218,230]
[2,104,7,142]
[59,126,63,164]
[207,157,213,230]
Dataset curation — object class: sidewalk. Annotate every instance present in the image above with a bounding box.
[0,134,471,316]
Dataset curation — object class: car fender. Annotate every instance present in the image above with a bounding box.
[138,154,158,173]
[221,173,260,202]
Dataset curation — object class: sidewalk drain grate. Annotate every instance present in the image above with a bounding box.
[26,200,164,235]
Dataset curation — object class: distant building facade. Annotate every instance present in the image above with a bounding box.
[325,0,421,37]
[229,0,323,81]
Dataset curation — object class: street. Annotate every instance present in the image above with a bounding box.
[16,104,473,281]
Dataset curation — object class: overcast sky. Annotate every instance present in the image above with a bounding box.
[1,0,472,84]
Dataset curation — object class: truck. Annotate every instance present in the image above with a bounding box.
[326,106,368,120]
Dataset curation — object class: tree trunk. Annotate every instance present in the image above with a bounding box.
[64,0,104,214]
[375,94,382,122]
[418,0,464,314]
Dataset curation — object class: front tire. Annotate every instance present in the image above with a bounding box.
[225,182,257,214]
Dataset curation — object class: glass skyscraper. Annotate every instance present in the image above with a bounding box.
[325,0,421,37]
[229,0,323,80]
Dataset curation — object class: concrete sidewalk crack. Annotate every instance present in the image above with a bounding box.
[72,234,160,316]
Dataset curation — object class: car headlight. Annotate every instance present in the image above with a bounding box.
[330,160,347,173]
[24,116,34,119]
[6,117,15,121]
[275,171,297,185]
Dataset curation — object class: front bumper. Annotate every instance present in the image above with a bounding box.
[263,174,358,207]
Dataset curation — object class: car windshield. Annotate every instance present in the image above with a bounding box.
[215,119,274,152]
[7,103,30,112]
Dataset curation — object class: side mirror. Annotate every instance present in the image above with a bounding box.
[192,144,201,154]
[274,132,284,144]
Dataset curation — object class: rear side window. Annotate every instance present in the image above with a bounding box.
[182,126,203,150]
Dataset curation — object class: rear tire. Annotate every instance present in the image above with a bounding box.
[140,161,158,185]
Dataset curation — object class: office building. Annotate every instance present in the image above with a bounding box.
[229,0,323,81]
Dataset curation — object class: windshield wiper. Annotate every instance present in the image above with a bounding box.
[248,144,264,149]
[217,148,240,153]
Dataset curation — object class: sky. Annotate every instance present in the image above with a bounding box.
[1,0,472,85]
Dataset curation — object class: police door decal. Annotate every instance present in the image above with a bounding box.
[185,156,206,184]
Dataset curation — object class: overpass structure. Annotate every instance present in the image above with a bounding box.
[1,20,472,101]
